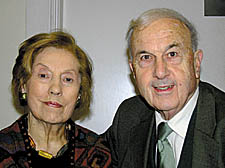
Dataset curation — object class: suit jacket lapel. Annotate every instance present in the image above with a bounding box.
[177,107,197,168]
[192,82,219,168]
[128,106,156,168]
[124,82,220,168]
[144,119,157,168]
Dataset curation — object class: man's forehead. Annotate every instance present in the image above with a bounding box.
[131,18,191,47]
[134,18,189,36]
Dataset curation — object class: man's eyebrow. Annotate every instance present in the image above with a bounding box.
[134,43,179,58]
[135,50,152,57]
[164,43,179,52]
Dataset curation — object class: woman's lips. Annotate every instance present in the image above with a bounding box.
[44,101,62,108]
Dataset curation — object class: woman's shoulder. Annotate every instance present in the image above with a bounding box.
[75,124,99,145]
[75,123,111,151]
[0,115,26,166]
[0,115,25,149]
[0,116,22,146]
[74,123,112,167]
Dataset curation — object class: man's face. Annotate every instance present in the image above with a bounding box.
[130,18,202,119]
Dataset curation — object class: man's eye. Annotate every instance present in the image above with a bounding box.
[140,55,151,60]
[137,54,154,68]
[168,52,177,57]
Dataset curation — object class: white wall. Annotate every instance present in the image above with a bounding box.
[63,0,225,133]
[0,0,26,129]
[0,0,63,130]
[0,0,224,134]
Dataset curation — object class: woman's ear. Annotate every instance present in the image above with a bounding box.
[194,49,203,79]
[21,84,27,93]
[19,84,27,106]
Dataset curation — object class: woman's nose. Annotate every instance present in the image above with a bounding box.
[49,79,62,96]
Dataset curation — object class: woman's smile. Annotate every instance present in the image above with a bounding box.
[44,101,62,108]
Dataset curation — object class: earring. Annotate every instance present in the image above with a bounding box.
[19,92,27,106]
[75,94,81,109]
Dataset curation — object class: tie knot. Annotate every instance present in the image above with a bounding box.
[158,122,173,141]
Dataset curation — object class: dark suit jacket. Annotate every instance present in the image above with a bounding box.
[105,81,225,168]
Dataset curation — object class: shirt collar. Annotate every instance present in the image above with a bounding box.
[155,87,199,138]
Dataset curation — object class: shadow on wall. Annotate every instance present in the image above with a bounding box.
[205,0,225,16]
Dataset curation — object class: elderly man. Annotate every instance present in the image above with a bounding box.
[105,8,225,168]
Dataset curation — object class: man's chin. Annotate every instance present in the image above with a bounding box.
[152,103,178,113]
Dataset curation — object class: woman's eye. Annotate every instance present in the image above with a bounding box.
[39,73,48,78]
[64,78,73,83]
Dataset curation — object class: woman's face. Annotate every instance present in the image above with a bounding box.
[24,47,81,124]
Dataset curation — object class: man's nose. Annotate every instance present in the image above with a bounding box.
[153,58,169,79]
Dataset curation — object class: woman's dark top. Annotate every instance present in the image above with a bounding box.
[0,114,111,168]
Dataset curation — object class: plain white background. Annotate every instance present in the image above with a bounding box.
[1,0,225,134]
[0,0,26,129]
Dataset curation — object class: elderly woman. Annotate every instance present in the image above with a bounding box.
[0,31,111,167]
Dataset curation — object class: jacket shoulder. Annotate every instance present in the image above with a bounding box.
[200,81,225,107]
[108,95,155,144]
[116,95,154,122]
[199,81,225,120]
[200,81,225,98]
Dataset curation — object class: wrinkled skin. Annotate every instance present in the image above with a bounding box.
[130,18,203,120]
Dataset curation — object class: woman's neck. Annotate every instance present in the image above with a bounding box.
[27,113,68,156]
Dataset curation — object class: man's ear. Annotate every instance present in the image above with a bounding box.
[194,49,203,79]
[129,60,136,79]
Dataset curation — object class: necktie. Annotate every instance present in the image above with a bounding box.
[157,122,176,168]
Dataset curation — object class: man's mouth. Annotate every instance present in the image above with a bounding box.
[44,101,62,108]
[154,85,174,92]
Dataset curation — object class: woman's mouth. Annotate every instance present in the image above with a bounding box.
[44,101,62,108]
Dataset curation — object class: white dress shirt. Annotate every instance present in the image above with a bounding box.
[155,87,199,167]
